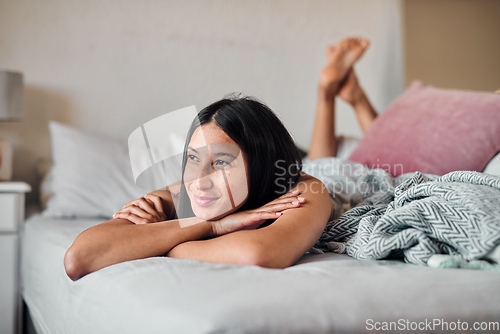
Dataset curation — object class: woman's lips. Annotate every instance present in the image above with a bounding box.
[193,194,220,207]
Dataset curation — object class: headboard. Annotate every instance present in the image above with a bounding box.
[0,0,404,201]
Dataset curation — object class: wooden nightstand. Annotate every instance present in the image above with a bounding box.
[0,182,31,334]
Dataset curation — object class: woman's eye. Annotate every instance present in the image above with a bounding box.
[188,154,199,162]
[214,160,230,168]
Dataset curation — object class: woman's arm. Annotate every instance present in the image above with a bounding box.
[167,174,333,268]
[64,216,212,281]
[64,183,188,281]
[64,185,301,280]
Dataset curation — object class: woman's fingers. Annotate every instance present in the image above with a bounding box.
[235,211,281,230]
[113,203,166,223]
[214,210,283,236]
[113,211,154,225]
[212,191,304,236]
[262,200,304,212]
[122,194,163,213]
[121,198,152,215]
[128,198,158,216]
[255,211,283,219]
[115,205,154,220]
[143,194,165,215]
[279,189,300,199]
[122,198,143,209]
[243,211,282,227]
[116,195,167,223]
[262,189,303,206]
[251,195,305,220]
[261,196,305,208]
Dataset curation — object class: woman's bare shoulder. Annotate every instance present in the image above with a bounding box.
[292,172,334,219]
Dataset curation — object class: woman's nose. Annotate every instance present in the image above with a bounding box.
[193,173,213,190]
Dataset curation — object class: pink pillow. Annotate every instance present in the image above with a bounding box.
[348,82,500,176]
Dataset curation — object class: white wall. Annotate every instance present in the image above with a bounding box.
[0,0,404,200]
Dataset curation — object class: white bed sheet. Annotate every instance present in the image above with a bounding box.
[21,214,500,334]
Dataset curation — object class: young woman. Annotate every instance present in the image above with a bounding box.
[64,37,376,281]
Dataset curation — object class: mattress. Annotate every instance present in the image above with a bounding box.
[21,214,500,333]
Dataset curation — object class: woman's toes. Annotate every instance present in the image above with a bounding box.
[356,37,370,48]
[325,45,336,58]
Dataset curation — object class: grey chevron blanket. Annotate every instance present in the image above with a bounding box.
[310,169,500,269]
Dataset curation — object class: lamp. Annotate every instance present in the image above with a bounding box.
[0,70,24,181]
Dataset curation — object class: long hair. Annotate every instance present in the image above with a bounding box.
[176,95,302,219]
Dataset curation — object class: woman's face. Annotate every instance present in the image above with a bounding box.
[183,122,249,221]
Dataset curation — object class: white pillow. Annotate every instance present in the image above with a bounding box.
[483,152,500,176]
[43,122,147,219]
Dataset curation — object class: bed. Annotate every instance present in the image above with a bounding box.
[21,83,500,333]
[21,214,500,333]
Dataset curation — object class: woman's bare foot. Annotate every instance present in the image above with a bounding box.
[318,37,370,98]
[338,69,378,133]
[308,37,371,160]
[338,69,364,106]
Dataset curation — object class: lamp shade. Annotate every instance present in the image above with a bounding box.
[0,71,24,120]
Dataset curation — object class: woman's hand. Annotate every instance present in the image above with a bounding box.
[113,194,167,224]
[212,190,305,236]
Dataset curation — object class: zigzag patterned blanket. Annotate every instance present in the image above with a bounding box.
[311,170,500,268]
